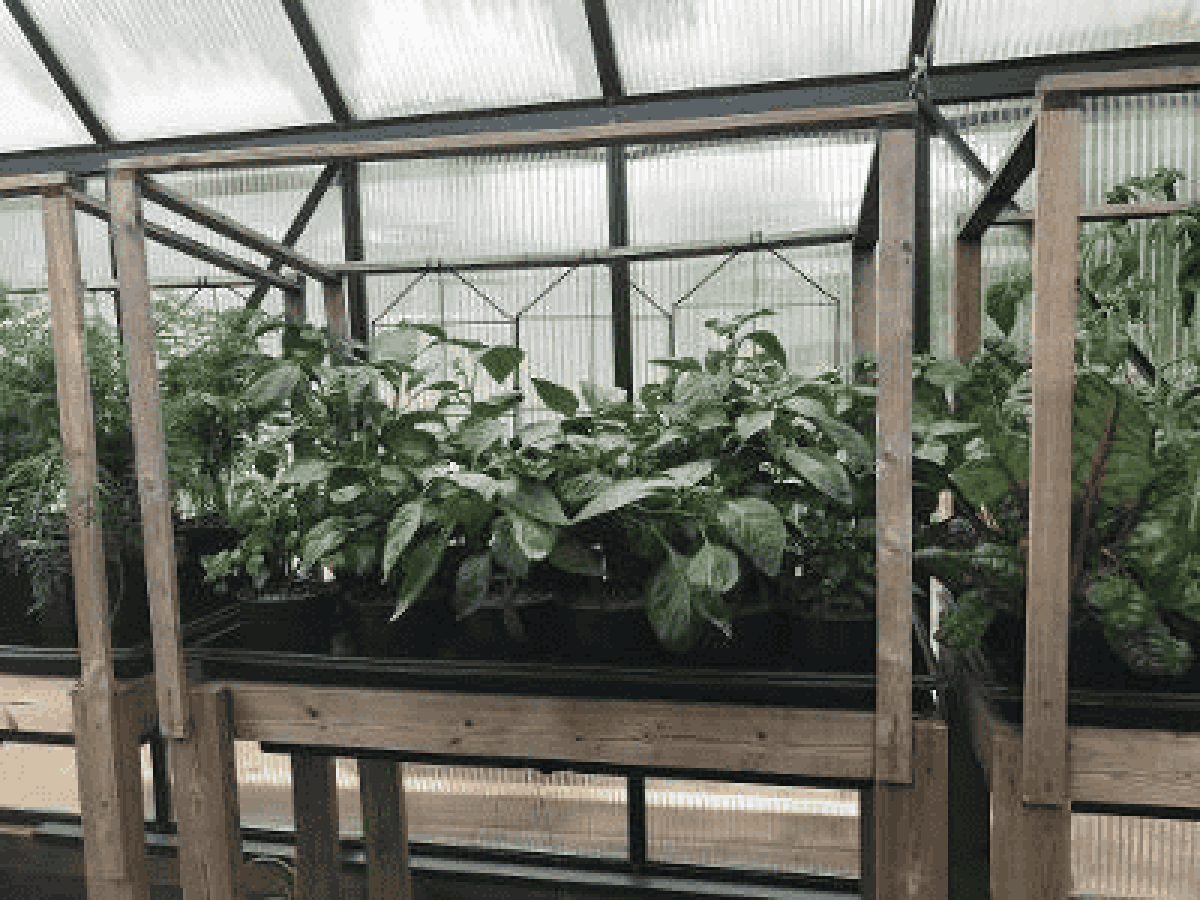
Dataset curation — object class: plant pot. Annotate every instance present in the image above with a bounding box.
[238,584,341,654]
[567,600,660,665]
[683,607,792,669]
[174,522,244,621]
[789,613,876,673]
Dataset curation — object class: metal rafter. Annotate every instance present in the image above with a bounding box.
[918,98,1021,213]
[959,117,1037,241]
[4,0,110,144]
[909,0,939,65]
[280,0,352,124]
[582,0,624,100]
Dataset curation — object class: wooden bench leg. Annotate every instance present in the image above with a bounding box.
[72,684,151,900]
[172,689,244,899]
[292,750,341,900]
[861,718,949,899]
[991,730,1072,899]
[359,758,412,899]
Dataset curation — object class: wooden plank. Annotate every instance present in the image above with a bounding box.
[1023,98,1079,810]
[109,101,919,174]
[994,199,1197,227]
[292,751,341,900]
[951,238,982,362]
[1038,65,1200,97]
[115,675,158,743]
[108,170,190,742]
[222,683,877,779]
[336,226,853,275]
[0,171,71,198]
[1070,727,1200,809]
[958,118,1037,241]
[863,719,949,900]
[851,246,876,364]
[0,674,77,737]
[359,758,412,900]
[71,188,301,293]
[323,280,349,343]
[139,176,338,284]
[874,126,915,784]
[990,730,1026,900]
[71,686,150,900]
[170,689,243,900]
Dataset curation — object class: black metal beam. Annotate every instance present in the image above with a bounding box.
[853,141,880,251]
[582,0,623,100]
[246,162,340,307]
[958,117,1037,241]
[280,0,352,124]
[340,162,368,343]
[915,115,931,354]
[4,0,110,144]
[909,0,939,64]
[608,145,633,397]
[918,98,1020,214]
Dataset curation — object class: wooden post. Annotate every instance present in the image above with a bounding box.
[359,758,412,899]
[951,237,983,362]
[109,169,244,899]
[44,187,150,900]
[861,719,949,899]
[1023,92,1079,896]
[874,126,915,784]
[292,751,342,900]
[851,246,877,364]
[324,278,349,343]
[284,276,307,325]
[991,730,1026,900]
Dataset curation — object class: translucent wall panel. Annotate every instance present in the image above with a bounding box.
[934,0,1200,65]
[0,5,92,151]
[627,133,873,245]
[646,779,860,878]
[1073,813,1200,898]
[607,0,908,95]
[300,0,601,119]
[0,197,49,290]
[631,245,851,390]
[21,0,330,141]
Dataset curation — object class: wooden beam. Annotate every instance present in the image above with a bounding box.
[170,690,244,900]
[359,758,412,900]
[336,227,853,275]
[863,719,949,899]
[994,199,1197,226]
[292,751,342,900]
[958,118,1037,241]
[951,238,982,361]
[109,101,919,174]
[1023,96,1078,811]
[874,127,915,784]
[138,176,338,284]
[220,683,877,779]
[1038,64,1200,98]
[323,280,349,343]
[0,171,71,198]
[284,277,307,325]
[71,188,301,292]
[1070,727,1200,809]
[44,187,149,900]
[108,170,190,742]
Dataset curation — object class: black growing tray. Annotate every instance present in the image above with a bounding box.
[183,603,943,712]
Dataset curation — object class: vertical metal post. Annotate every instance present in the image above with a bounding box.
[150,734,173,832]
[627,774,647,873]
[608,145,633,398]
[45,186,150,900]
[341,162,369,345]
[1022,92,1079,897]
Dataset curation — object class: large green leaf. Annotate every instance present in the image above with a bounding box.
[247,362,305,407]
[475,345,525,384]
[382,501,423,580]
[1071,372,1153,510]
[440,471,502,501]
[736,409,775,440]
[673,370,732,406]
[695,590,734,640]
[546,537,605,577]
[393,530,450,620]
[687,542,739,594]
[298,517,349,572]
[278,459,332,488]
[580,380,628,409]
[508,510,557,561]
[454,552,492,619]
[779,443,853,506]
[743,330,786,366]
[501,479,569,525]
[573,478,672,522]
[530,378,579,417]
[371,327,425,367]
[715,498,786,578]
[457,418,508,463]
[664,460,714,487]
[949,456,1013,511]
[557,471,615,506]
[813,413,873,471]
[491,516,530,578]
[646,553,697,653]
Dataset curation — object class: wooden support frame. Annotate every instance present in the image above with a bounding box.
[358,759,412,899]
[292,750,341,900]
[874,126,915,785]
[950,237,982,361]
[139,176,338,284]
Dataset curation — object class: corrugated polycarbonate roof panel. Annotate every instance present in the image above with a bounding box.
[933,0,1200,65]
[0,5,92,151]
[20,0,331,141]
[606,0,910,95]
[300,0,601,120]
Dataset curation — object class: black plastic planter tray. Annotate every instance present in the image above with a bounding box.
[183,603,942,712]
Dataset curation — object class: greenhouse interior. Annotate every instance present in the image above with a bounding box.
[2,1,1200,899]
